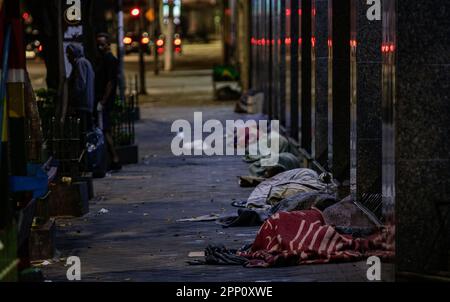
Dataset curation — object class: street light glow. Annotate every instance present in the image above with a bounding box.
[131,8,140,17]
[123,37,132,45]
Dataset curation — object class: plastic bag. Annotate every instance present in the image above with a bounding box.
[86,127,107,178]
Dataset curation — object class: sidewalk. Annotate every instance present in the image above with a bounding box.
[40,68,373,282]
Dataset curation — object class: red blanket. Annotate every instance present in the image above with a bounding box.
[238,209,394,267]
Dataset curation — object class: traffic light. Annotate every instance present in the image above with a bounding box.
[141,33,150,45]
[22,12,30,21]
[156,38,164,47]
[131,7,140,17]
[174,35,182,54]
[156,36,165,55]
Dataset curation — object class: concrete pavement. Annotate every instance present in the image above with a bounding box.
[35,43,377,282]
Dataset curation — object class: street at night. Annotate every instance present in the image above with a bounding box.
[1,0,449,293]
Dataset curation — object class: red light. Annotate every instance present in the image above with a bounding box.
[299,38,302,45]
[389,44,395,52]
[299,9,302,16]
[174,38,182,46]
[311,37,316,47]
[157,47,164,55]
[328,39,332,47]
[286,9,291,16]
[156,39,164,47]
[131,8,140,17]
[350,39,357,48]
[285,37,292,45]
[22,12,30,20]
[175,47,182,53]
[38,45,43,52]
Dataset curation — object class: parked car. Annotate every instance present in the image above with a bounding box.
[123,31,183,56]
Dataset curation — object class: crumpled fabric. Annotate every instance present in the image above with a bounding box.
[268,192,338,214]
[187,245,249,266]
[322,195,381,228]
[248,152,301,178]
[237,210,394,268]
[238,130,301,178]
[246,168,333,210]
[243,134,299,163]
[217,192,338,228]
[194,210,392,268]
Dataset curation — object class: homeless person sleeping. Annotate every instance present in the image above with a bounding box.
[187,168,394,268]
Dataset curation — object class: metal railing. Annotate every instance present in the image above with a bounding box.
[41,115,82,177]
[111,93,137,147]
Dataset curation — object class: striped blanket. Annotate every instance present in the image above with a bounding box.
[238,209,394,267]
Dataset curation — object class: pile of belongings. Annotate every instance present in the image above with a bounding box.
[227,122,300,179]
[218,191,337,228]
[246,168,334,210]
[220,168,336,227]
[242,131,302,178]
[190,197,394,268]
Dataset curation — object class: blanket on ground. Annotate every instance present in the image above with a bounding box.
[246,168,333,209]
[248,152,301,178]
[243,134,299,164]
[237,209,394,268]
[217,192,338,228]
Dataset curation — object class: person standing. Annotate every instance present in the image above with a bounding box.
[95,33,121,171]
[64,44,95,129]
[62,43,95,173]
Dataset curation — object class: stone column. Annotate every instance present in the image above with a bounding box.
[311,0,329,168]
[382,0,450,274]
[237,0,251,91]
[349,0,382,217]
[264,0,273,117]
[300,0,312,153]
[285,0,292,132]
[279,0,287,127]
[271,0,281,120]
[289,0,300,139]
[328,0,350,188]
